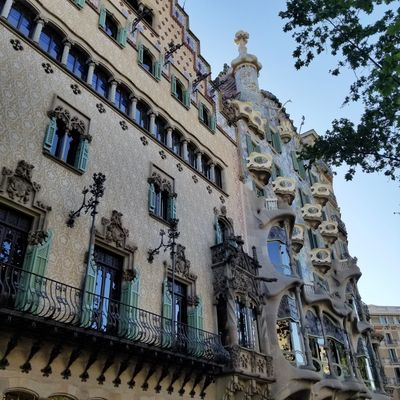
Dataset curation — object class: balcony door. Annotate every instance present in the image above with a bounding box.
[93,246,123,331]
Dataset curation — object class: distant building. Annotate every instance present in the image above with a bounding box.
[0,0,390,399]
[369,305,400,399]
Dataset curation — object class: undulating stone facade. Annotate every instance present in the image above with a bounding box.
[0,0,389,399]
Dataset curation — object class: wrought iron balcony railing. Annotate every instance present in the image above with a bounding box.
[0,264,229,364]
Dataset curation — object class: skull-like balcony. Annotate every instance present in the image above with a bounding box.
[311,183,331,206]
[246,152,273,185]
[272,177,296,206]
[301,203,323,229]
[292,224,305,253]
[318,221,339,244]
[278,126,293,143]
[310,248,332,273]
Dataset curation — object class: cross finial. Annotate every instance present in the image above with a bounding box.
[234,31,249,57]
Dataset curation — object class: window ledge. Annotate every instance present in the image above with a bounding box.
[171,93,189,110]
[199,119,215,134]
[138,63,160,82]
[43,152,84,176]
[149,212,171,227]
[98,27,125,49]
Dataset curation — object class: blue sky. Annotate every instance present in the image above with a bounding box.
[181,0,400,306]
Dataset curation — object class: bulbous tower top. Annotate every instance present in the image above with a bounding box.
[231,31,262,73]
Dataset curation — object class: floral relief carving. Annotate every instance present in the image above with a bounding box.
[120,120,128,131]
[10,38,23,51]
[96,103,106,113]
[206,185,212,194]
[176,163,183,172]
[148,172,173,193]
[42,62,54,74]
[140,136,148,146]
[70,84,82,95]
[159,150,167,159]
[101,210,130,248]
[192,175,198,183]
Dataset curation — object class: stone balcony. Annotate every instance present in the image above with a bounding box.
[318,221,339,244]
[310,248,332,273]
[292,224,305,253]
[311,183,331,206]
[227,345,274,381]
[278,126,293,143]
[246,152,273,185]
[272,176,296,206]
[335,256,362,282]
[301,203,323,228]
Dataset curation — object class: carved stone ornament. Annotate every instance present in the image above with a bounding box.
[176,163,183,172]
[140,136,148,146]
[223,375,271,400]
[28,230,48,246]
[70,84,82,95]
[3,160,40,205]
[42,62,54,74]
[120,120,128,131]
[10,38,23,51]
[101,210,130,248]
[223,101,239,127]
[96,103,106,114]
[148,172,172,193]
[206,185,212,194]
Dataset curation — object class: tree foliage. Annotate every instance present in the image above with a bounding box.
[280,0,400,180]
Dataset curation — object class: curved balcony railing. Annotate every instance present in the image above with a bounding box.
[0,264,230,364]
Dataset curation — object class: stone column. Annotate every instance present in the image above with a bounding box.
[166,127,173,149]
[196,151,203,172]
[129,96,137,121]
[182,140,188,162]
[209,163,215,182]
[225,294,239,346]
[32,18,45,43]
[295,286,314,369]
[149,113,156,136]
[0,0,13,19]
[61,40,72,66]
[86,61,96,86]
[108,80,118,103]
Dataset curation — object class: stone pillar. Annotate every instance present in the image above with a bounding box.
[196,151,203,172]
[182,140,188,162]
[209,163,215,182]
[129,96,137,121]
[86,61,96,86]
[295,286,314,369]
[166,127,173,149]
[225,294,239,346]
[61,40,72,66]
[108,80,118,103]
[0,0,13,19]
[149,113,156,136]
[32,18,45,43]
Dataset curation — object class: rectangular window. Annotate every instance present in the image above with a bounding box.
[389,348,398,362]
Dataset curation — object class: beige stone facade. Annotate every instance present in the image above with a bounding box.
[0,0,390,399]
[369,305,400,400]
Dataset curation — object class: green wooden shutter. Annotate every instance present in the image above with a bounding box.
[167,194,177,221]
[43,117,57,152]
[154,60,162,80]
[148,183,156,213]
[74,0,85,8]
[137,42,144,65]
[171,74,177,97]
[183,89,191,108]
[117,26,128,47]
[273,131,282,153]
[198,103,204,121]
[80,247,98,328]
[162,279,172,347]
[298,158,307,180]
[119,272,140,339]
[98,6,106,28]
[16,230,53,313]
[188,299,204,356]
[291,151,300,172]
[210,114,216,132]
[75,139,90,173]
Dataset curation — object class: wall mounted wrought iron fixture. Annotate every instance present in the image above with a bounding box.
[131,8,153,34]
[192,71,211,93]
[164,40,184,66]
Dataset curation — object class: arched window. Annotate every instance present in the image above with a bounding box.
[66,46,89,80]
[7,1,36,38]
[126,0,140,11]
[187,143,197,168]
[104,13,118,39]
[135,101,150,131]
[155,116,167,145]
[305,311,329,375]
[322,315,351,379]
[142,7,153,26]
[277,292,305,366]
[356,338,378,390]
[172,131,182,156]
[235,297,259,350]
[39,25,64,61]
[214,165,223,188]
[268,223,292,275]
[215,217,231,245]
[137,44,161,79]
[115,85,130,114]
[92,67,110,98]
[148,173,176,222]
[199,103,216,131]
